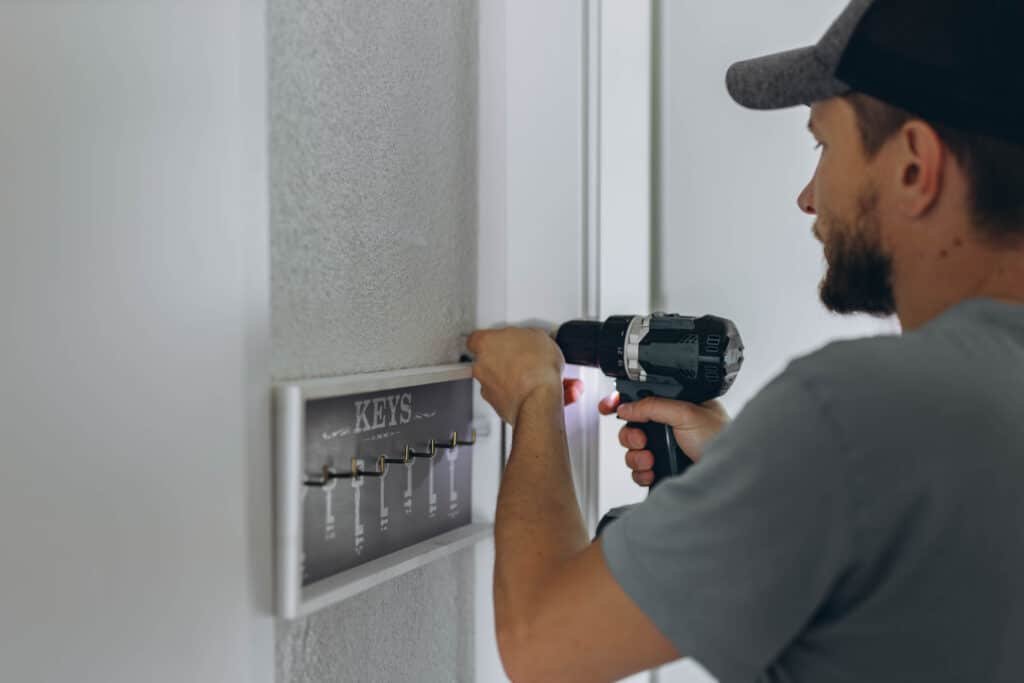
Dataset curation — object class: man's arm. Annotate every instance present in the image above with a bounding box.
[493,382,679,682]
[468,327,683,680]
[471,328,857,682]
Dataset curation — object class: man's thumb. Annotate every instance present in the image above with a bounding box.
[616,396,697,427]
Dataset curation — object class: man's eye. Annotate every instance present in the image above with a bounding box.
[814,141,824,151]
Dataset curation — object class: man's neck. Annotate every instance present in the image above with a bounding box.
[894,239,1024,331]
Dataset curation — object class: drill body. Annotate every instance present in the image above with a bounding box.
[555,312,744,534]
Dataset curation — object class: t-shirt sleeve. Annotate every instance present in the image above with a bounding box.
[600,368,855,683]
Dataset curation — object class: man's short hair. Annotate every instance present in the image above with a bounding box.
[845,92,1024,245]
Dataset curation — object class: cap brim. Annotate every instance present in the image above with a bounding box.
[726,45,851,110]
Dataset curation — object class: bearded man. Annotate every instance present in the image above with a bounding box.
[468,1,1024,681]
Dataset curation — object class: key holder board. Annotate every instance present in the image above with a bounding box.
[275,363,493,619]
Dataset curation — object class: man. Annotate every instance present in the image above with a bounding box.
[467,0,1024,681]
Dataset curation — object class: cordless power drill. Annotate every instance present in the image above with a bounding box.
[554,313,744,535]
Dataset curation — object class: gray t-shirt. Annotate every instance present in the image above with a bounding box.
[601,298,1024,683]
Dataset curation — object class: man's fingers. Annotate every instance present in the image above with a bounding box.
[617,396,697,427]
[618,425,647,450]
[563,378,584,406]
[625,449,654,472]
[466,330,483,353]
[632,470,654,487]
[597,391,621,416]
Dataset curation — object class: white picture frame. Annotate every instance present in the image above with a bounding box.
[274,363,493,619]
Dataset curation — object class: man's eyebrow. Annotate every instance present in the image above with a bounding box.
[807,117,817,134]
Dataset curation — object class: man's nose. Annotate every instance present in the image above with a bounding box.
[797,180,816,215]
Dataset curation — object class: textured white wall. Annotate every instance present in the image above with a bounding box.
[270,0,478,383]
[651,1,895,681]
[0,3,274,683]
[268,2,479,681]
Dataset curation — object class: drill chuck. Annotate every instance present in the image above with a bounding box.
[554,316,635,379]
[553,319,604,368]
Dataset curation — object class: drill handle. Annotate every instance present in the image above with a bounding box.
[627,420,693,487]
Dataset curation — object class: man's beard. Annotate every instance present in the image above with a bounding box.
[815,187,896,316]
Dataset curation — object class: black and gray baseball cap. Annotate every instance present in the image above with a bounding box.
[726,0,1024,145]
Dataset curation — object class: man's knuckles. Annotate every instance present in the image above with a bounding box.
[466,329,492,352]
[629,396,703,425]
[618,426,647,449]
[625,450,654,471]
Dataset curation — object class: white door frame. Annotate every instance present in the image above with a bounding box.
[476,1,652,680]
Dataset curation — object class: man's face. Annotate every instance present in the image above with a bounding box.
[800,99,897,316]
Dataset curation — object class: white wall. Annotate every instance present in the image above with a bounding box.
[651,0,896,680]
[0,3,274,682]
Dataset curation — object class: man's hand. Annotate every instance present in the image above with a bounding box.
[598,394,731,487]
[467,327,571,425]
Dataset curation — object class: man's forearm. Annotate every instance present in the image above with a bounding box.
[493,383,590,634]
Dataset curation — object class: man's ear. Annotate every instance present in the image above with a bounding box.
[894,120,945,218]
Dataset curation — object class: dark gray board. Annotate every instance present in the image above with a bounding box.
[301,378,473,586]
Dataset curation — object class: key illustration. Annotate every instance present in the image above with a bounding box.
[379,466,389,533]
[428,457,438,518]
[446,447,459,513]
[323,478,337,542]
[404,461,414,514]
[352,459,365,555]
